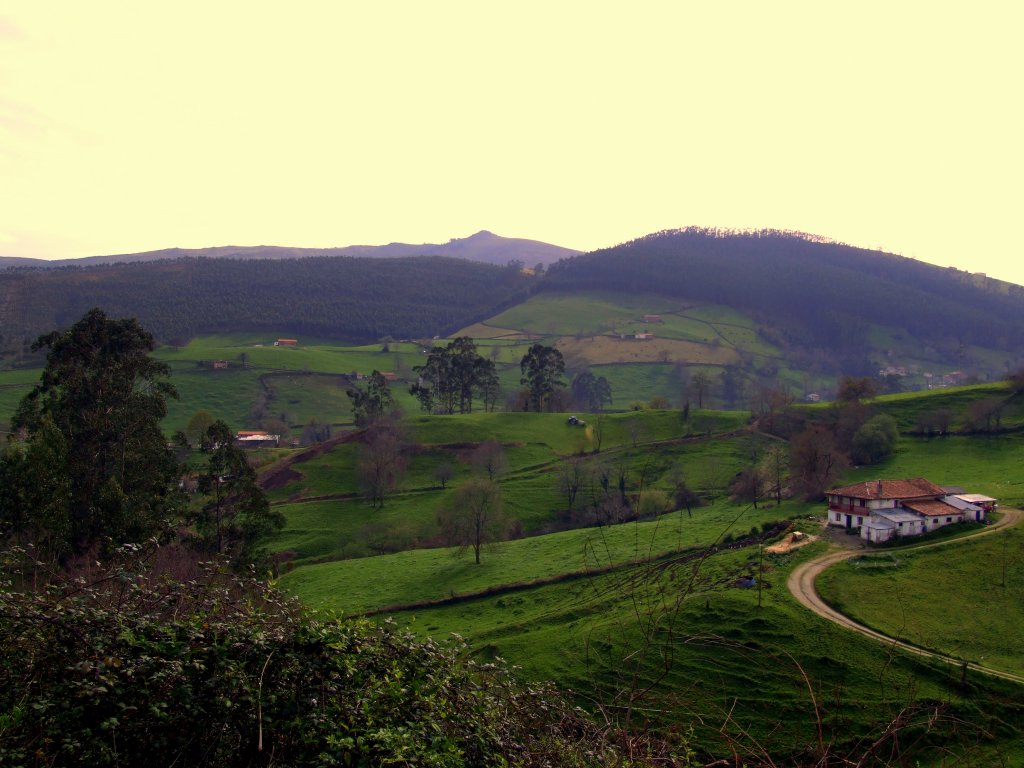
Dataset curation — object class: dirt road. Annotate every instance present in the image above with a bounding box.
[787,507,1024,684]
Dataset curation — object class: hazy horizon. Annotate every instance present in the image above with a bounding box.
[2,3,1022,283]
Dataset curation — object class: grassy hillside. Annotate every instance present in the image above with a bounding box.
[265,409,755,564]
[383,543,1022,762]
[818,526,1024,676]
[268,384,1024,762]
[279,498,792,613]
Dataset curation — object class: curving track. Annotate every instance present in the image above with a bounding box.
[787,507,1024,684]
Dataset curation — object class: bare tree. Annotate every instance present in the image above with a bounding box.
[730,466,765,508]
[966,397,1005,433]
[557,455,589,512]
[625,416,645,448]
[760,443,789,505]
[471,439,508,481]
[790,425,849,501]
[433,461,455,489]
[689,371,711,409]
[437,478,507,564]
[591,413,607,454]
[357,422,407,508]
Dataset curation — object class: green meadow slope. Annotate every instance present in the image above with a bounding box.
[269,385,1024,763]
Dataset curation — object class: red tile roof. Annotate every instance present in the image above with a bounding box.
[827,478,946,500]
[902,499,962,517]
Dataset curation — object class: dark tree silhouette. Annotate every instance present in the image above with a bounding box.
[520,344,566,412]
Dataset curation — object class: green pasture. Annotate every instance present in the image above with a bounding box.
[155,335,427,377]
[161,366,264,434]
[271,493,437,562]
[405,409,748,451]
[266,412,767,564]
[871,382,1020,432]
[259,373,356,428]
[0,368,45,428]
[279,498,795,614]
[818,526,1024,677]
[844,434,1024,507]
[382,543,1020,762]
[484,292,685,336]
[590,363,686,407]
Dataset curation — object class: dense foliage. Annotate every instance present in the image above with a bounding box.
[544,228,1024,370]
[0,309,182,557]
[193,420,284,563]
[0,548,633,768]
[520,344,566,412]
[0,255,532,350]
[346,371,396,426]
[411,337,500,414]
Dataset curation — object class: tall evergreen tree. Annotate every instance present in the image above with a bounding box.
[520,344,566,412]
[412,337,498,414]
[196,420,282,564]
[2,308,182,555]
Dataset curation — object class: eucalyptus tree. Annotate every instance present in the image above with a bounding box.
[2,308,182,555]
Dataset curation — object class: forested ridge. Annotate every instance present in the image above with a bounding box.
[544,228,1024,357]
[0,255,533,348]
[5,228,1024,368]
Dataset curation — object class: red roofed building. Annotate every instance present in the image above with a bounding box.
[826,477,994,543]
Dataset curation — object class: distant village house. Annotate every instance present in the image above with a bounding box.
[212,360,229,369]
[620,332,655,341]
[826,478,995,544]
[274,338,299,347]
[642,314,663,323]
[235,430,280,448]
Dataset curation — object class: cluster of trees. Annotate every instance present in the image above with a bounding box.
[0,255,533,352]
[346,370,396,426]
[744,376,901,502]
[0,309,280,566]
[519,343,567,411]
[570,370,613,412]
[553,452,704,528]
[410,337,500,413]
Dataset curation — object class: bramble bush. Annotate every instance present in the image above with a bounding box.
[0,545,642,767]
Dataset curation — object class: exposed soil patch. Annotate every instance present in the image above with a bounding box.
[258,429,363,491]
[764,531,818,555]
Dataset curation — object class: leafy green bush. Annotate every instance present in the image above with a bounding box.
[0,547,635,767]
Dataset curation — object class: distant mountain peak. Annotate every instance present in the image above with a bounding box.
[0,231,580,270]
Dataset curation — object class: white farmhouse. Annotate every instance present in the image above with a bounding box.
[825,478,995,544]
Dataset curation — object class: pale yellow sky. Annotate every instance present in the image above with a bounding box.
[2,2,1022,283]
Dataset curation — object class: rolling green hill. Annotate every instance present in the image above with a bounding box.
[266,383,1024,763]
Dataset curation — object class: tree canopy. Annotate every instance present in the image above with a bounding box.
[410,337,499,414]
[194,419,282,564]
[520,344,566,412]
[1,308,182,556]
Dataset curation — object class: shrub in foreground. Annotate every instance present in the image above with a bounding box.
[0,547,635,767]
